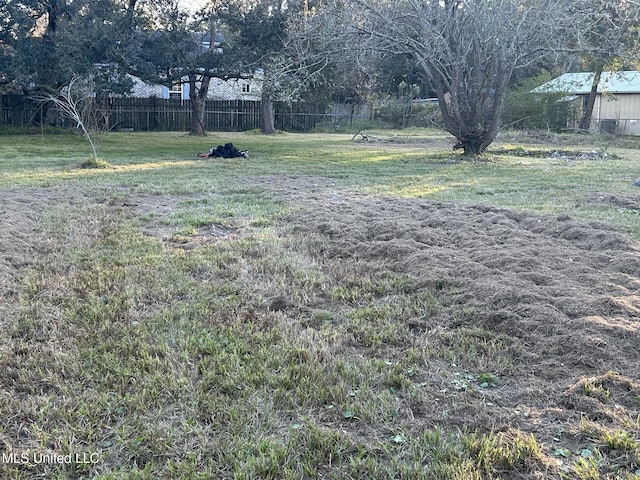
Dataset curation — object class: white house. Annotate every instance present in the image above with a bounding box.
[128,73,263,101]
[534,71,640,135]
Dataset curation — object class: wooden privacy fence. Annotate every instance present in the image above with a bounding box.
[1,95,366,132]
[104,98,264,131]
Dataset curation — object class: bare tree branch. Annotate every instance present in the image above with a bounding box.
[37,77,103,159]
[317,0,581,155]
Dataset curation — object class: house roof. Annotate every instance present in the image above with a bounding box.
[533,71,640,95]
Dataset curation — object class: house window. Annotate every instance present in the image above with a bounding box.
[169,83,183,100]
[242,83,250,94]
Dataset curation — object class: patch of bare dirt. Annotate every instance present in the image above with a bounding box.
[250,175,640,467]
[488,146,614,161]
[0,188,242,301]
[589,192,640,211]
[0,187,236,297]
[105,192,241,249]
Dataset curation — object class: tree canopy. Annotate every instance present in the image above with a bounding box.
[0,0,138,95]
[2,0,640,146]
[322,0,578,154]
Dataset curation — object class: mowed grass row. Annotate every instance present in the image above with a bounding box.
[0,130,639,479]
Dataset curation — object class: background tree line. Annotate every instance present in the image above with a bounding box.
[1,0,639,153]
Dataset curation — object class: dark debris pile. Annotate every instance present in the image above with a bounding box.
[198,142,248,159]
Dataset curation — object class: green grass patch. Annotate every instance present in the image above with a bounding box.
[78,157,112,169]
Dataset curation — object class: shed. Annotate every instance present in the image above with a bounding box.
[533,71,640,135]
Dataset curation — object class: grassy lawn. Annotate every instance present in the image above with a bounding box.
[0,129,638,479]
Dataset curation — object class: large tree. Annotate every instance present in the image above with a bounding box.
[277,2,385,124]
[0,0,138,97]
[135,0,291,135]
[328,0,573,155]
[217,0,366,134]
[220,0,289,134]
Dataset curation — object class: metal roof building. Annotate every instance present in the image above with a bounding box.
[534,71,640,135]
[534,71,640,95]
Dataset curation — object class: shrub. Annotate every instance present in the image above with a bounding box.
[504,71,575,132]
[78,157,111,169]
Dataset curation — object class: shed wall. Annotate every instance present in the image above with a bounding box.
[592,93,640,135]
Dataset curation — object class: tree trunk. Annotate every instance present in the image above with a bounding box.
[189,74,211,136]
[439,87,503,157]
[190,95,206,136]
[454,136,491,156]
[261,89,276,135]
[578,69,602,133]
[187,17,217,136]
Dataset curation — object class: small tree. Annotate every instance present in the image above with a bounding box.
[41,77,106,161]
